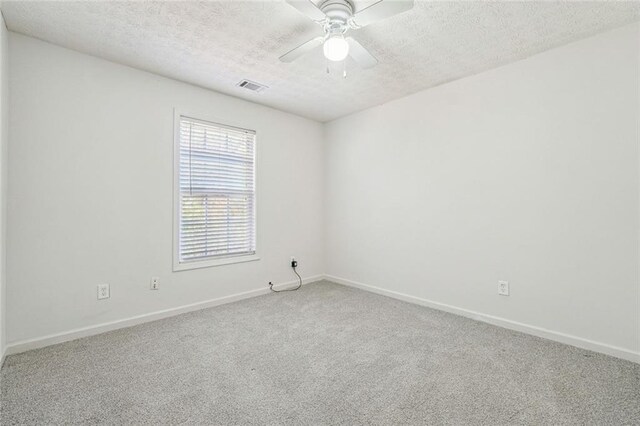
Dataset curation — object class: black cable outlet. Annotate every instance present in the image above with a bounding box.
[291,259,298,268]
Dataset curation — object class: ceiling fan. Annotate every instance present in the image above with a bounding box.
[280,0,414,69]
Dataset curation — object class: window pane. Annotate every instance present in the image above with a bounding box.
[178,116,256,263]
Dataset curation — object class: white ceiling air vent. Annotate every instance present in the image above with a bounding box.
[237,79,268,93]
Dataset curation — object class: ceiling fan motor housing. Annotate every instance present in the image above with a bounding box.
[320,0,354,28]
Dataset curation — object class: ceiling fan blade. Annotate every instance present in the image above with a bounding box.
[279,36,324,63]
[285,0,326,22]
[347,37,378,69]
[350,0,414,28]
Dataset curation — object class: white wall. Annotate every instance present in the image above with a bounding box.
[7,33,324,345]
[324,23,640,357]
[0,14,8,360]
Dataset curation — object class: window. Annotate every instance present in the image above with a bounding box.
[174,114,257,270]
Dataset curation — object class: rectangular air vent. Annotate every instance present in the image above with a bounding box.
[237,79,268,93]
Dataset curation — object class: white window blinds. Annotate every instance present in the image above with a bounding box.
[178,116,256,264]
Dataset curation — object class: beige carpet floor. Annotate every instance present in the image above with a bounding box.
[1,281,639,424]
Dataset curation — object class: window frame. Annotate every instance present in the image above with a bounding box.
[173,109,259,271]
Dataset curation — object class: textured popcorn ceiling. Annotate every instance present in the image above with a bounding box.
[2,1,639,122]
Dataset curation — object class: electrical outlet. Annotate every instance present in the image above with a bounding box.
[498,280,509,296]
[97,284,110,300]
[150,277,159,290]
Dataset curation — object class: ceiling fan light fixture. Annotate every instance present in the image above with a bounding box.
[323,34,349,62]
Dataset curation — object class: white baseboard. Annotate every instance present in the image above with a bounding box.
[325,274,640,364]
[5,274,323,356]
[7,274,637,364]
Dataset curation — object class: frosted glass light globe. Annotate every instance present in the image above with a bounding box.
[323,35,349,62]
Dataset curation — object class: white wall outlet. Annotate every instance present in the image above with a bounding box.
[150,276,159,290]
[97,284,110,300]
[498,280,509,296]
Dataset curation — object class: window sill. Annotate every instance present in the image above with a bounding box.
[173,254,260,272]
